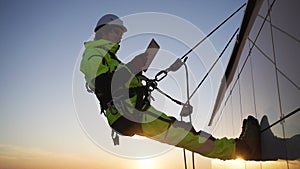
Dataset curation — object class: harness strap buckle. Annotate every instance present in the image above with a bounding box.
[107,101,118,115]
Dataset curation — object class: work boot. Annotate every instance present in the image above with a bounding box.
[235,115,261,160]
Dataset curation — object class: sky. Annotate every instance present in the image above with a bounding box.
[0,0,245,168]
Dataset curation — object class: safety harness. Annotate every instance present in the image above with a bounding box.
[84,45,156,145]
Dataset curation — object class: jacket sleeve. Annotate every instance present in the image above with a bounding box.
[80,48,110,89]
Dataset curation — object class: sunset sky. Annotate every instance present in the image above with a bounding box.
[0,0,245,168]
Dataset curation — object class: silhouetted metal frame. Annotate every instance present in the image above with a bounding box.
[209,0,264,125]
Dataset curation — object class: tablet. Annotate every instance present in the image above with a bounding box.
[143,38,160,72]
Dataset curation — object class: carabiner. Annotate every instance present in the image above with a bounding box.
[155,70,168,82]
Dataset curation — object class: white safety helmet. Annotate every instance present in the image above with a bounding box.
[94,14,127,32]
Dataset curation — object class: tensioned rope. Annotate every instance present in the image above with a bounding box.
[249,45,258,118]
[179,28,239,169]
[188,28,239,102]
[181,62,192,169]
[257,14,300,44]
[180,3,246,61]
[154,3,246,82]
[247,38,300,91]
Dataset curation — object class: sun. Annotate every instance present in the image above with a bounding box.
[138,158,155,169]
[235,157,245,161]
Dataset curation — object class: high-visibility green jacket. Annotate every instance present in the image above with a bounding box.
[80,39,143,125]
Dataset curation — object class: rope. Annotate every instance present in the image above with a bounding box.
[267,0,289,162]
[180,3,246,60]
[269,0,284,122]
[155,87,184,105]
[180,26,239,169]
[230,89,235,135]
[181,116,188,169]
[188,28,239,101]
[261,107,300,133]
[155,44,252,108]
[181,62,195,169]
[238,70,243,122]
[154,3,246,82]
[247,37,300,90]
[182,62,189,169]
[249,47,258,117]
[257,15,300,44]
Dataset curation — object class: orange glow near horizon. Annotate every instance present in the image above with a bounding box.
[212,158,246,169]
[138,158,155,169]
[235,157,245,161]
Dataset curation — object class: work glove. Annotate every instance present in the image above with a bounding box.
[126,52,148,74]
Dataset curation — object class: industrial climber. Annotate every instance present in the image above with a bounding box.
[80,14,261,160]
